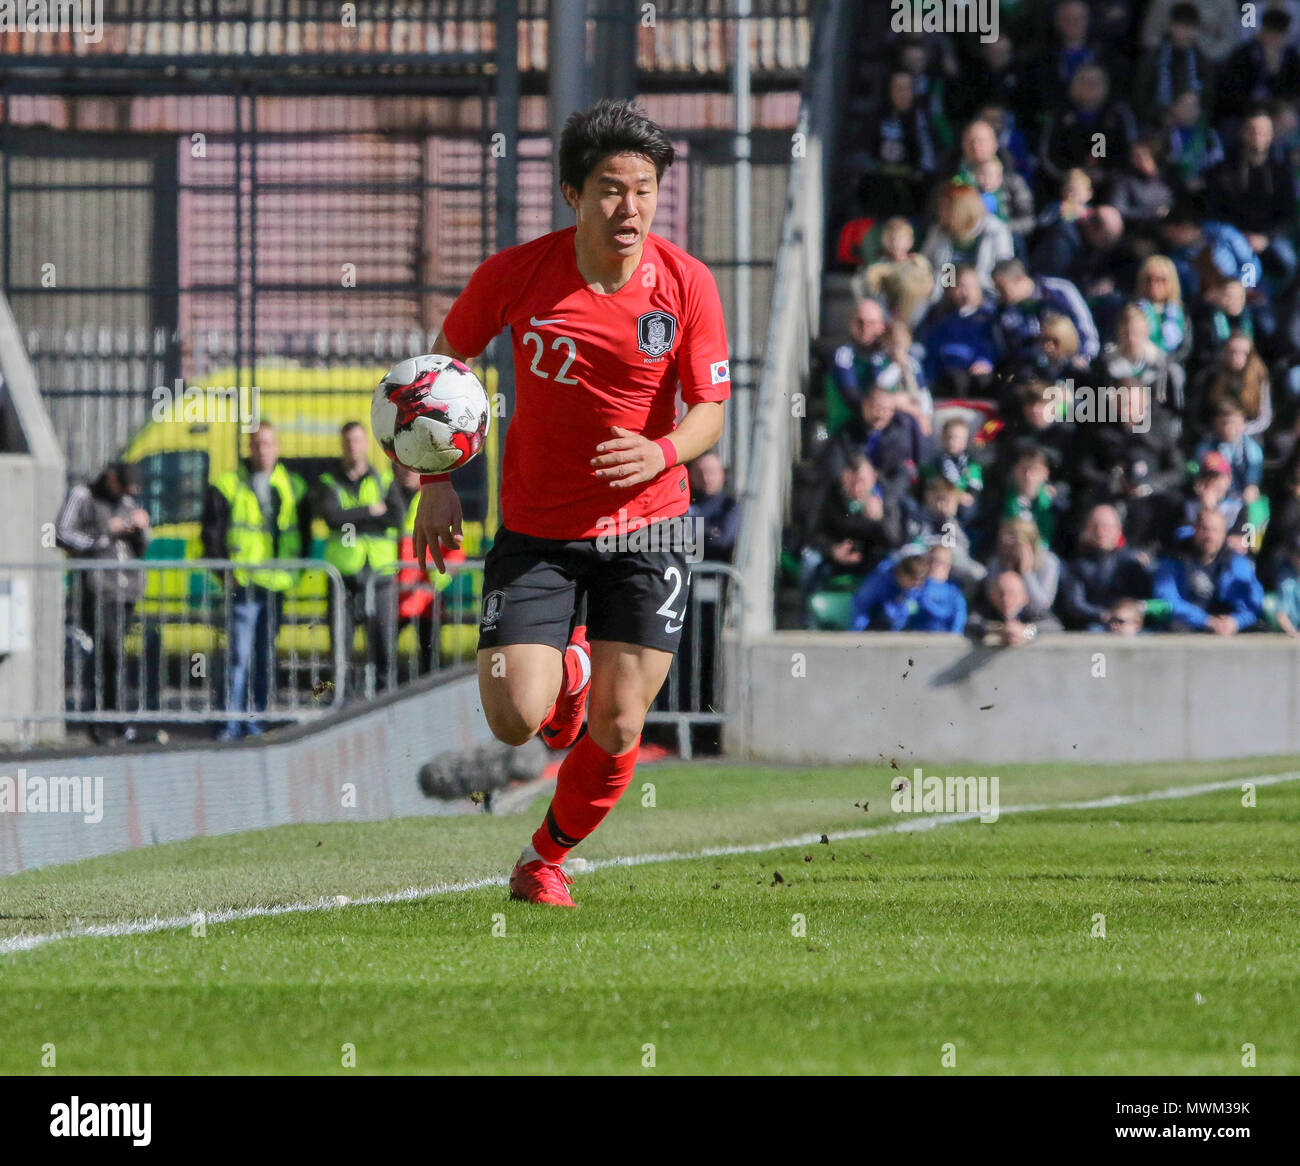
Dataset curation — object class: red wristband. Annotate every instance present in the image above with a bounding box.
[654,436,678,470]
[420,473,451,484]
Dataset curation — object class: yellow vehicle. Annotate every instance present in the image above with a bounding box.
[122,363,499,663]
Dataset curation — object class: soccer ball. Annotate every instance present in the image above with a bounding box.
[371,354,491,474]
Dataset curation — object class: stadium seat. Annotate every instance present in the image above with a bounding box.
[808,589,853,631]
[823,372,854,437]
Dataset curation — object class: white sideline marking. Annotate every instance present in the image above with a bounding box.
[2,770,1296,957]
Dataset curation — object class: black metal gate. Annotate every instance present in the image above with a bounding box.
[0,81,498,519]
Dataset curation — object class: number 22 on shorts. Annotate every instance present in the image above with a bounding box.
[658,565,689,633]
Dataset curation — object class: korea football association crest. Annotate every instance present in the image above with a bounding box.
[636,310,678,359]
[481,590,507,630]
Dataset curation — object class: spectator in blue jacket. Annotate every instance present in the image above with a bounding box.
[912,543,968,633]
[1152,507,1265,634]
[991,258,1099,368]
[849,548,929,631]
[917,265,997,398]
[1159,203,1259,294]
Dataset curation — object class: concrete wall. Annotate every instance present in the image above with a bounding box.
[733,633,1300,765]
[11,627,1296,876]
[0,293,67,747]
[0,457,62,742]
[0,668,495,876]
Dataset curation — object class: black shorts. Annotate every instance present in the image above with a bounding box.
[477,521,693,654]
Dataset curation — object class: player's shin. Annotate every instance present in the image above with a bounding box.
[529,731,641,865]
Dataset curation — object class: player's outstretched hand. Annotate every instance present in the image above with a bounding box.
[413,480,463,574]
[591,425,666,488]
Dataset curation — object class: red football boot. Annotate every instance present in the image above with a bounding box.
[539,624,591,750]
[508,858,577,907]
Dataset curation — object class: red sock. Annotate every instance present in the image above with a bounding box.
[541,641,587,726]
[531,732,640,865]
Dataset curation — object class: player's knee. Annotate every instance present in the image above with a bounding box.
[587,705,645,756]
[483,702,541,747]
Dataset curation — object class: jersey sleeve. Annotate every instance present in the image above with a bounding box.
[676,261,732,405]
[440,248,516,359]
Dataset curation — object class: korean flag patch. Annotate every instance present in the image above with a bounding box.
[710,360,730,385]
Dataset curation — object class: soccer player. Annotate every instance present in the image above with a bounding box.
[411,99,731,907]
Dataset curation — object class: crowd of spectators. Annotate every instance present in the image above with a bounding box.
[800,0,1300,642]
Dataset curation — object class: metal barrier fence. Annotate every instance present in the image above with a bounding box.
[0,558,347,743]
[3,555,741,754]
[354,557,488,700]
[644,561,745,760]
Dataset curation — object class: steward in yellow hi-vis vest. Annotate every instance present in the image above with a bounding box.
[311,421,405,694]
[200,422,312,741]
[317,467,399,576]
[207,461,308,591]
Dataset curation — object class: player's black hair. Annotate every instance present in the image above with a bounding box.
[340,420,365,437]
[1169,2,1200,26]
[558,99,676,194]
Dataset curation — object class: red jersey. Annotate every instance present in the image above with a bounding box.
[440,226,731,540]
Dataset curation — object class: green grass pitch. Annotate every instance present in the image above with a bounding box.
[1,755,1298,1075]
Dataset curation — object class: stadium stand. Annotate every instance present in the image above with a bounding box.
[790,0,1300,640]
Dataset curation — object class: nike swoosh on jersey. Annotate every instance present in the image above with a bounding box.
[529,316,565,326]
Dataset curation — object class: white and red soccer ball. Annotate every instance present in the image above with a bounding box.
[371,354,491,474]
